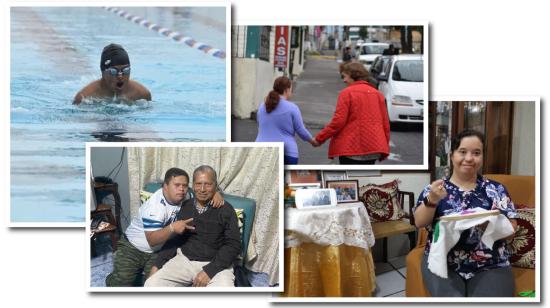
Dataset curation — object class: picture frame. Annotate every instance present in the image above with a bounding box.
[321,171,347,187]
[346,170,381,178]
[288,183,321,190]
[288,170,322,185]
[325,180,360,203]
[294,188,337,209]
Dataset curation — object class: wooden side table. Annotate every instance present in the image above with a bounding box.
[91,182,122,255]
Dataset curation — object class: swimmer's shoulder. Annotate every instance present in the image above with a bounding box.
[73,80,102,105]
[129,80,152,101]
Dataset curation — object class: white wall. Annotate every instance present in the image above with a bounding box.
[511,101,536,176]
[232,58,276,119]
[90,147,131,231]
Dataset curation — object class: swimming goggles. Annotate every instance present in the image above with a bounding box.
[104,66,131,76]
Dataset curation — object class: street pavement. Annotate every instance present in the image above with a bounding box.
[232,56,424,166]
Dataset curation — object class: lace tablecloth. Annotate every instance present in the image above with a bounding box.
[285,202,375,250]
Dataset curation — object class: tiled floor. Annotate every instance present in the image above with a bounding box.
[373,255,407,297]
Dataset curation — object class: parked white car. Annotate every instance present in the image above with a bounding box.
[375,54,424,123]
[358,42,389,69]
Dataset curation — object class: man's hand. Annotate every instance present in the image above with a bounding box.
[171,218,195,234]
[148,266,159,278]
[192,270,211,287]
[210,191,224,208]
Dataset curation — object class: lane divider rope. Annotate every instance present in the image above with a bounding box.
[104,7,226,60]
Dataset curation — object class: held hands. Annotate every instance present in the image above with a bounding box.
[193,270,211,287]
[428,179,447,205]
[170,218,195,234]
[210,191,224,208]
[309,138,321,147]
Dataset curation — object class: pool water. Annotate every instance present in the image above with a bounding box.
[10,7,227,223]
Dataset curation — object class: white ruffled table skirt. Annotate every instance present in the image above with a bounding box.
[285,202,375,250]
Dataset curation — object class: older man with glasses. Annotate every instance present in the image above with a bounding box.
[145,165,241,287]
[73,43,151,104]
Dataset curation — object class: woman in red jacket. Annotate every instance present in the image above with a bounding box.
[315,62,390,165]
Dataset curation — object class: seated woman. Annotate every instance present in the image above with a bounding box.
[255,76,317,165]
[413,129,518,297]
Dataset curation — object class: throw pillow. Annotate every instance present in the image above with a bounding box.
[235,208,245,239]
[508,207,535,269]
[140,190,153,204]
[360,180,406,222]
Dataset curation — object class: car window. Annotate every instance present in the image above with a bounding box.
[381,58,392,76]
[370,57,382,74]
[361,45,388,55]
[392,60,423,82]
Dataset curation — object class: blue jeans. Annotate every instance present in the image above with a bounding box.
[284,155,298,165]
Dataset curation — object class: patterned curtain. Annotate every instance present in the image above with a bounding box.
[127,146,280,285]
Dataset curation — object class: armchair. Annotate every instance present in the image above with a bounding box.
[143,183,257,284]
[405,174,536,297]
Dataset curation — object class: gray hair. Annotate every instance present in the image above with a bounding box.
[193,165,218,186]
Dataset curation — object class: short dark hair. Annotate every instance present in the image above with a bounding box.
[449,129,486,177]
[450,129,485,154]
[193,165,217,186]
[163,168,189,185]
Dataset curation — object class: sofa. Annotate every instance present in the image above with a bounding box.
[405,174,536,297]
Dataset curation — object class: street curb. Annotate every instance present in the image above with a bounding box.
[307,55,337,61]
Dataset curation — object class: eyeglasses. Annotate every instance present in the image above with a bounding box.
[104,66,131,76]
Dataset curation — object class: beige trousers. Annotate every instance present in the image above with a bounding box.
[144,248,234,287]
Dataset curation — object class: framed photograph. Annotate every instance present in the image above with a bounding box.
[9,3,230,227]
[288,183,321,190]
[288,170,322,185]
[86,142,283,292]
[232,22,429,171]
[346,170,381,178]
[295,188,337,209]
[322,171,347,187]
[325,180,360,203]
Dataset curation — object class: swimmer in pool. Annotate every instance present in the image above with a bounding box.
[73,43,151,104]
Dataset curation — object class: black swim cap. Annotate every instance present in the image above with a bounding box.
[100,43,130,71]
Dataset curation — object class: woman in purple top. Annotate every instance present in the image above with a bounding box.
[255,76,317,165]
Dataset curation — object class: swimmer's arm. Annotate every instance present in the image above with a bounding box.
[73,91,85,105]
[73,82,97,105]
[132,80,152,101]
[139,83,152,101]
[73,89,92,105]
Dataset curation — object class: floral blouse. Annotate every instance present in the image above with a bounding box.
[414,175,518,280]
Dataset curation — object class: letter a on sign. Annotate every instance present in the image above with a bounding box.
[274,26,289,69]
